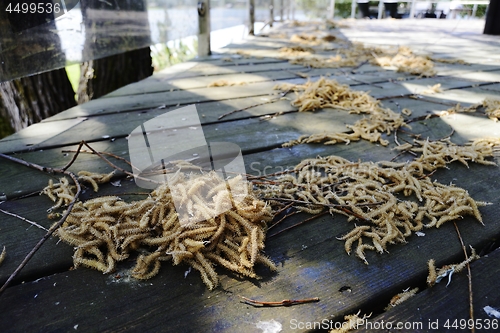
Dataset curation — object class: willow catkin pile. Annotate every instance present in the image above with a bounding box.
[287,41,378,69]
[43,171,115,212]
[256,151,493,264]
[43,135,497,280]
[421,83,442,95]
[278,45,315,59]
[483,98,500,121]
[440,99,500,122]
[372,46,436,77]
[287,30,436,77]
[290,33,338,46]
[44,171,275,290]
[396,137,498,170]
[207,80,247,88]
[274,77,408,146]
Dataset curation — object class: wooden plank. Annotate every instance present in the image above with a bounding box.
[336,20,500,62]
[1,19,500,333]
[1,141,376,283]
[0,139,134,200]
[413,85,500,105]
[356,248,500,333]
[104,71,303,98]
[0,177,146,285]
[435,66,500,78]
[14,70,493,129]
[104,55,415,98]
[104,67,413,98]
[5,80,488,157]
[135,61,305,80]
[0,107,365,196]
[0,196,74,286]
[0,118,86,154]
[351,76,493,100]
[1,90,498,196]
[1,130,499,285]
[37,81,284,122]
[0,153,499,332]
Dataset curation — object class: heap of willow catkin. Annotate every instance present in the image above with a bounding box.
[274,77,408,146]
[256,154,491,264]
[44,171,275,290]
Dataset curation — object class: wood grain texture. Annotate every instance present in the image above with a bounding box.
[0,19,500,333]
[355,248,500,333]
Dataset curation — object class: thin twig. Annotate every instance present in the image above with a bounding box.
[0,149,83,296]
[284,69,311,78]
[408,95,457,107]
[268,211,300,231]
[259,111,285,121]
[266,196,376,222]
[273,202,294,216]
[239,295,319,307]
[62,149,135,169]
[218,98,282,120]
[60,141,85,172]
[394,128,402,146]
[264,197,382,209]
[79,142,159,186]
[268,211,328,238]
[392,129,418,158]
[0,246,6,266]
[453,222,475,333]
[417,169,436,180]
[0,208,49,232]
[390,151,409,162]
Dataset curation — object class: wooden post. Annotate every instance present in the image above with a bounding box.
[328,0,336,19]
[248,0,255,35]
[280,0,284,21]
[484,0,500,35]
[269,0,274,27]
[351,0,357,18]
[198,0,211,57]
[378,1,384,19]
[410,0,417,18]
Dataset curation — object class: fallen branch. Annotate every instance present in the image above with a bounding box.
[218,98,281,120]
[240,295,319,307]
[268,211,328,238]
[0,207,49,232]
[264,197,382,210]
[453,222,475,333]
[0,147,84,296]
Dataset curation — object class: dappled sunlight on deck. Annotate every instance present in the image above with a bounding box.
[1,18,500,333]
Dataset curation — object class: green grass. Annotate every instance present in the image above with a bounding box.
[65,63,80,101]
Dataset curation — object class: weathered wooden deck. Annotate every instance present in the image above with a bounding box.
[1,19,500,332]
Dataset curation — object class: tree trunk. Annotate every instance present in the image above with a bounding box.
[77,0,153,103]
[0,68,76,133]
[484,0,500,35]
[78,47,153,103]
[0,1,76,135]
